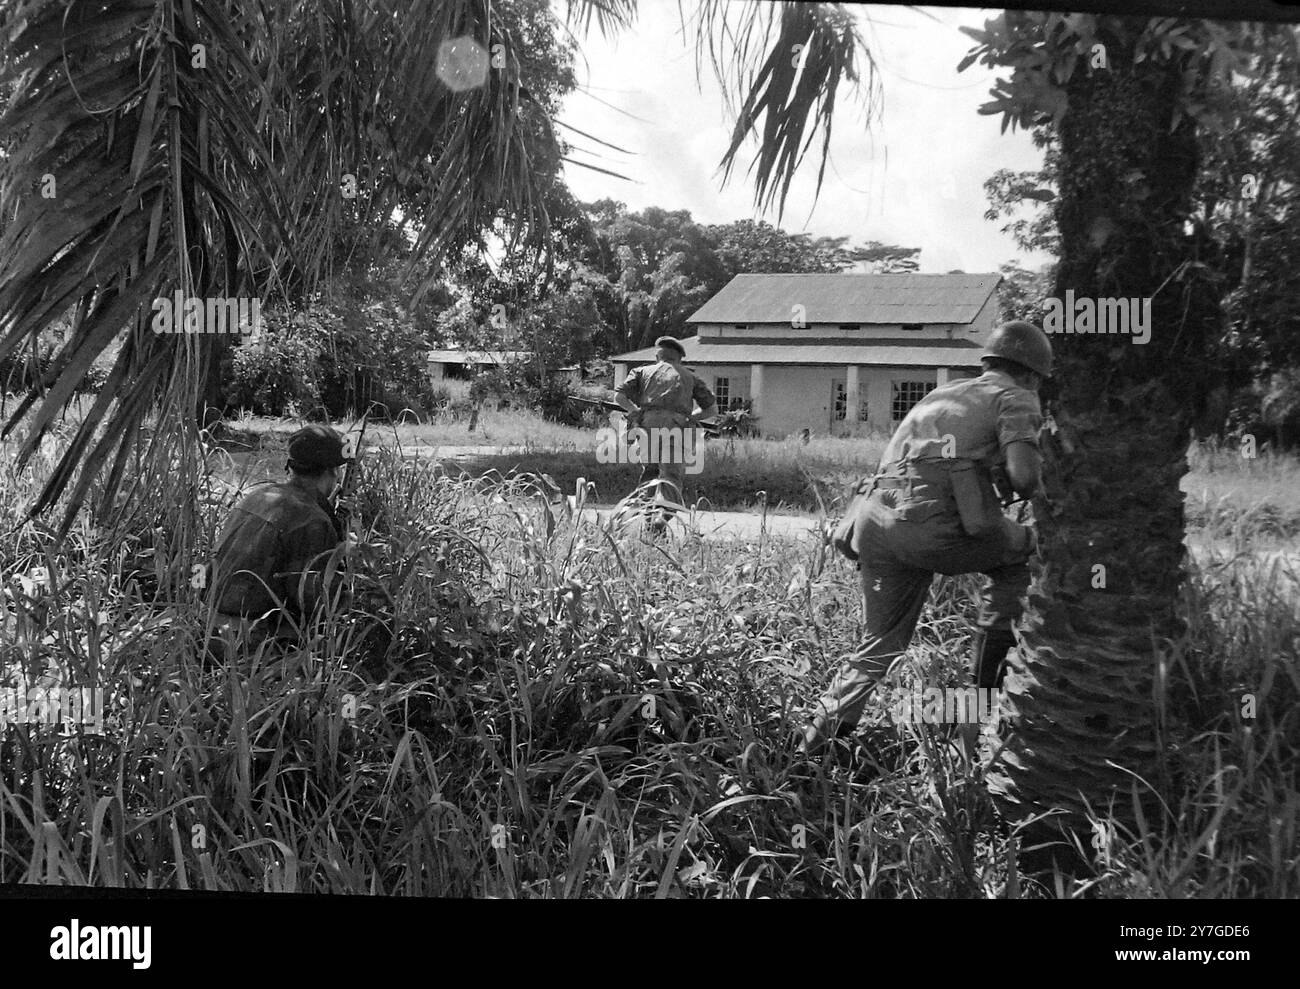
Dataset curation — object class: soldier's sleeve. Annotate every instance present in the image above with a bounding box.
[278,516,344,617]
[692,374,717,412]
[615,367,641,402]
[995,386,1043,450]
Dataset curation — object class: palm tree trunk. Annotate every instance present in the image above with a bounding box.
[988,34,1223,861]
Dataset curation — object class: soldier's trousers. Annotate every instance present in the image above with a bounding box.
[811,493,1034,733]
[629,416,692,528]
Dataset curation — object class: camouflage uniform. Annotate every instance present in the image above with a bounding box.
[615,360,715,528]
[811,368,1042,736]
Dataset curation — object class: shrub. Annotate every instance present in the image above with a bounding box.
[468,363,586,426]
[224,310,322,415]
[223,298,441,419]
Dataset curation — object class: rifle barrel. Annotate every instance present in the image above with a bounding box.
[568,395,722,434]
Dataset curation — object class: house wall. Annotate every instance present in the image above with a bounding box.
[697,364,750,409]
[756,366,839,437]
[752,365,941,438]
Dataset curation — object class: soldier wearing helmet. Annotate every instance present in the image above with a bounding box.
[803,320,1053,753]
[208,425,356,651]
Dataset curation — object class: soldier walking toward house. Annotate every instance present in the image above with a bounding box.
[614,336,718,535]
[208,425,355,654]
[803,321,1054,752]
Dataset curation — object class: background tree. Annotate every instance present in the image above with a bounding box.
[995,260,1055,324]
[706,218,859,276]
[848,240,923,273]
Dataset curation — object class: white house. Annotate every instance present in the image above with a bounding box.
[610,272,1002,438]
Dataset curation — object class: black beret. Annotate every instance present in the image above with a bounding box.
[286,425,348,471]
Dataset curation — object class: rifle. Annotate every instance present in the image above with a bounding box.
[333,410,370,524]
[568,395,723,438]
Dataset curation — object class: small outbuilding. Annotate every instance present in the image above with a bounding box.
[426,349,530,381]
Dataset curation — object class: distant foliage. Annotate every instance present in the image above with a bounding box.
[223,297,440,419]
[224,309,324,416]
[468,362,584,426]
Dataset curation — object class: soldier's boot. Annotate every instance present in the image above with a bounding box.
[971,628,1021,753]
[971,626,1017,690]
[797,711,861,758]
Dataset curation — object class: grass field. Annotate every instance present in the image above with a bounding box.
[1,415,1297,895]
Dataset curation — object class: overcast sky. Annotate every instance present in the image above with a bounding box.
[557,3,1053,275]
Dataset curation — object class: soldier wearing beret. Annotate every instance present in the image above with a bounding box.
[614,336,717,536]
[208,425,355,649]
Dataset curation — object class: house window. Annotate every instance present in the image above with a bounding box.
[838,324,860,331]
[833,382,847,421]
[902,323,924,331]
[858,391,870,423]
[733,324,748,330]
[714,376,731,409]
[891,380,934,422]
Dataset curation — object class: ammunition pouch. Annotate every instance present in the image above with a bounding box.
[946,460,1004,539]
[832,475,876,563]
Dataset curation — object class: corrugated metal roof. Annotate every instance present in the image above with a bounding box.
[426,350,529,364]
[611,336,983,368]
[686,273,1001,324]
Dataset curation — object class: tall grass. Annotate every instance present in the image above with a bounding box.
[0,436,1296,896]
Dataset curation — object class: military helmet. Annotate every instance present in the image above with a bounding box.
[982,320,1053,378]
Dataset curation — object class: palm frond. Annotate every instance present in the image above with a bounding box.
[689,1,880,220]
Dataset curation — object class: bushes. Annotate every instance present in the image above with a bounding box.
[222,298,440,419]
[315,298,442,419]
[224,310,323,415]
[468,363,587,426]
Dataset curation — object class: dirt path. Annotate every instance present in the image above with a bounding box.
[580,505,822,541]
[578,504,1300,578]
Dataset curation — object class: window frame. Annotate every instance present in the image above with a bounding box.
[713,376,731,410]
[832,380,847,422]
[890,379,935,423]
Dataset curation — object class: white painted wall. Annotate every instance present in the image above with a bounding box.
[757,366,837,437]
[749,365,940,438]
[695,364,750,408]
